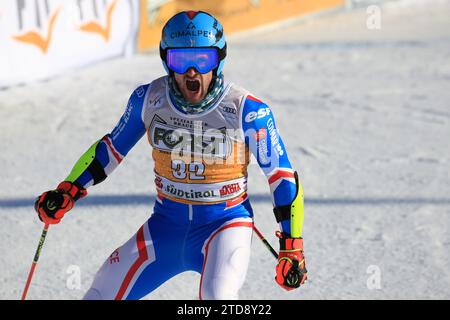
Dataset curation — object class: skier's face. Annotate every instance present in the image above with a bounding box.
[174,68,213,104]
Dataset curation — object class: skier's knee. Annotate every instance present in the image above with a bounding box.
[201,279,239,300]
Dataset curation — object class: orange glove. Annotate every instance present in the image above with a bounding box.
[275,231,307,290]
[34,182,87,224]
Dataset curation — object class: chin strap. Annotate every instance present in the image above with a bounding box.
[168,73,225,114]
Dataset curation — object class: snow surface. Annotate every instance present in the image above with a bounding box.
[1,2,450,299]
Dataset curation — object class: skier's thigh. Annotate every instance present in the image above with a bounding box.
[84,216,177,300]
[200,218,253,300]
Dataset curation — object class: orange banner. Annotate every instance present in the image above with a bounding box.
[138,0,344,52]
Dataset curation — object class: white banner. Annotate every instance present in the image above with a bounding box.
[155,174,247,203]
[0,0,137,88]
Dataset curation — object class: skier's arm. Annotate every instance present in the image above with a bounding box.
[241,95,304,237]
[35,84,149,224]
[242,95,307,290]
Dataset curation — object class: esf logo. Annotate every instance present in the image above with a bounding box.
[245,107,271,123]
[150,120,231,159]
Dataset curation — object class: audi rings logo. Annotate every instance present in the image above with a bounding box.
[223,106,236,115]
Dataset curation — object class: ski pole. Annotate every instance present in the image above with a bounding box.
[253,225,278,259]
[21,223,50,300]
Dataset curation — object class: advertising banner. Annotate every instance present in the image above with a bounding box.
[137,0,345,52]
[0,0,137,87]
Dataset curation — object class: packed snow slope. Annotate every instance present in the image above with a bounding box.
[1,1,449,299]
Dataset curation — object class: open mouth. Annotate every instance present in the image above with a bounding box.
[186,79,200,92]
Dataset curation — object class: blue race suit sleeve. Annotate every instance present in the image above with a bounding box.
[242,95,298,235]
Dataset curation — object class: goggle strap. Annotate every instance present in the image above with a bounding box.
[161,46,226,63]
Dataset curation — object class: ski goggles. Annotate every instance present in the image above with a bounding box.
[166,48,219,74]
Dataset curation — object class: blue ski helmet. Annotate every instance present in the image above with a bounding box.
[160,11,227,76]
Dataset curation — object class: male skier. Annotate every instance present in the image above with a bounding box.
[34,11,307,300]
